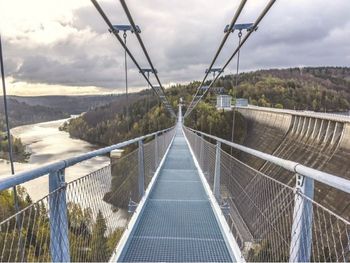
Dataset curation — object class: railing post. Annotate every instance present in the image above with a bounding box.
[155,134,159,168]
[49,169,70,262]
[138,140,145,198]
[213,141,221,200]
[199,134,204,167]
[289,174,314,262]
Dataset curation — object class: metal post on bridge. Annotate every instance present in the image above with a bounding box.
[213,141,221,200]
[48,169,70,262]
[163,131,166,156]
[155,134,159,168]
[194,133,199,156]
[289,174,314,262]
[199,134,204,167]
[138,140,145,198]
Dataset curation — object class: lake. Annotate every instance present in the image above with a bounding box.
[0,118,110,201]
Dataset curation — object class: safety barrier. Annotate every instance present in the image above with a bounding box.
[0,127,175,262]
[184,126,350,262]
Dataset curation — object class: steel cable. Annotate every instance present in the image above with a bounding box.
[118,0,175,117]
[185,0,247,117]
[185,0,277,118]
[91,0,175,117]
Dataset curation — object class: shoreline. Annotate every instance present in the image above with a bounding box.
[0,117,110,201]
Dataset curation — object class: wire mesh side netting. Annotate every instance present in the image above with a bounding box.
[0,165,123,262]
[183,129,215,189]
[220,148,295,261]
[0,129,175,262]
[183,128,350,262]
[290,192,350,262]
[144,140,156,188]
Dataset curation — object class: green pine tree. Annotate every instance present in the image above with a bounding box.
[89,210,108,262]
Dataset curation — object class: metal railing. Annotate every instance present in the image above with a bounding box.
[0,127,175,262]
[183,126,350,262]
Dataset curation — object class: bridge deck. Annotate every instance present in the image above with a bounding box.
[118,128,234,262]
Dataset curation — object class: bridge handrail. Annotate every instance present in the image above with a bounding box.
[184,126,350,194]
[0,126,174,192]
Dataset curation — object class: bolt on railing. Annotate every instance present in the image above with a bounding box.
[0,127,175,262]
[183,126,350,262]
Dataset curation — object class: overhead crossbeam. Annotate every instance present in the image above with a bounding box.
[111,24,141,34]
[184,0,277,118]
[91,0,176,117]
[224,23,254,33]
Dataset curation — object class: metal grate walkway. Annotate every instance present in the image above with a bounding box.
[118,127,234,262]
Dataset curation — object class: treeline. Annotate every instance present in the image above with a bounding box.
[215,67,350,111]
[0,119,28,162]
[62,67,350,150]
[0,187,123,262]
[0,98,70,162]
[0,132,29,162]
[184,102,246,145]
[0,98,69,128]
[62,94,175,147]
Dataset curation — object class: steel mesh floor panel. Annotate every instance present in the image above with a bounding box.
[159,169,200,182]
[118,131,233,262]
[167,148,192,156]
[150,181,207,200]
[170,145,188,150]
[120,237,232,262]
[132,200,223,239]
[163,155,196,170]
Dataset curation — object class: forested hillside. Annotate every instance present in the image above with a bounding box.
[215,67,350,111]
[63,67,350,147]
[0,98,70,161]
[0,130,28,161]
[11,93,144,115]
[0,98,69,128]
[61,93,175,146]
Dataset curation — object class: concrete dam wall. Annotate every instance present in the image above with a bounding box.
[237,107,350,209]
[226,106,350,253]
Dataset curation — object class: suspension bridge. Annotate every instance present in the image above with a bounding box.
[1,0,350,262]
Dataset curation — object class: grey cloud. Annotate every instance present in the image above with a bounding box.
[3,0,350,91]
[12,55,127,88]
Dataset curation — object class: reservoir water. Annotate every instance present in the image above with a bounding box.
[0,118,110,201]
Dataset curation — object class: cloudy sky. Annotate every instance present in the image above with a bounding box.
[0,0,349,96]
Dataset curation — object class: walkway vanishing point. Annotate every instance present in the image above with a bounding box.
[117,124,237,262]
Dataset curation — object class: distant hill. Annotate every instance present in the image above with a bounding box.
[63,66,350,147]
[61,92,174,146]
[0,98,69,129]
[0,98,69,161]
[10,93,146,115]
[215,66,350,111]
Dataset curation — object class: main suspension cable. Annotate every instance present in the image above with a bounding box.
[185,0,277,118]
[122,32,130,132]
[119,0,175,117]
[119,1,165,94]
[185,0,247,117]
[231,30,242,154]
[91,0,175,117]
